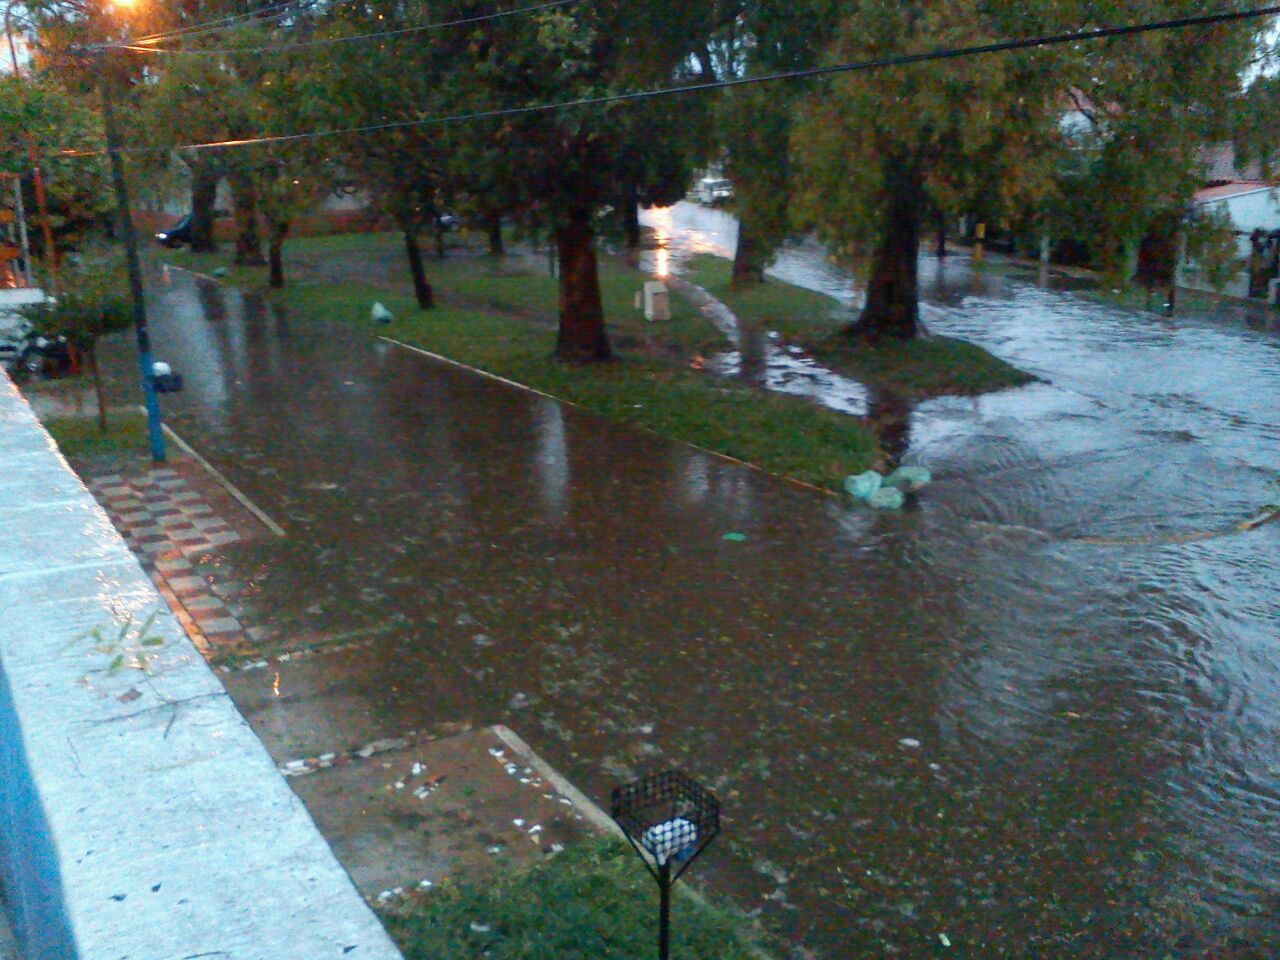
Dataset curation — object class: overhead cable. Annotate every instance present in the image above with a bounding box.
[116,0,581,56]
[59,3,1280,157]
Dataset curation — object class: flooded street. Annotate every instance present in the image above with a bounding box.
[113,212,1280,955]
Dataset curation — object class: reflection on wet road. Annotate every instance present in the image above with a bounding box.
[119,213,1280,955]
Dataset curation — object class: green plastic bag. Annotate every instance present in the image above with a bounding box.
[844,471,883,501]
[868,487,906,510]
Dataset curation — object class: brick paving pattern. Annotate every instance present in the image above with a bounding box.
[86,467,250,656]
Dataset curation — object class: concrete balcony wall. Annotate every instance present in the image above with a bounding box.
[0,374,402,960]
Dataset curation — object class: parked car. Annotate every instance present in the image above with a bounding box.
[155,213,194,248]
[0,286,53,374]
[695,177,734,206]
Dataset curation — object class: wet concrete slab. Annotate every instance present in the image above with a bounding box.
[286,726,596,900]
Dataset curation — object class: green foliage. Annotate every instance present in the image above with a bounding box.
[1237,73,1280,178]
[720,85,793,258]
[381,838,768,960]
[76,609,167,675]
[1183,203,1242,290]
[451,1,710,226]
[0,74,109,247]
[18,253,131,350]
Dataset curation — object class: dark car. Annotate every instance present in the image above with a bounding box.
[155,214,194,248]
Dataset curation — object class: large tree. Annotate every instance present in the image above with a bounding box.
[712,1,830,285]
[305,0,463,310]
[454,2,710,361]
[792,1,1267,341]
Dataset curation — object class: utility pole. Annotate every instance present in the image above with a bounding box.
[98,45,166,461]
[5,1,59,288]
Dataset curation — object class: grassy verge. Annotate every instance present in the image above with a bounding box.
[380,839,768,960]
[683,254,1036,400]
[163,232,878,489]
[42,412,149,459]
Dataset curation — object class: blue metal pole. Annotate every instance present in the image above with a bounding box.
[98,46,166,461]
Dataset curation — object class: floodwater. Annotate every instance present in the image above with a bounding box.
[111,212,1280,957]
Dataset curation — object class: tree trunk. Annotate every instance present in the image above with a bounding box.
[732,217,765,285]
[935,208,947,259]
[435,226,446,260]
[847,156,923,341]
[403,228,434,310]
[189,162,219,253]
[268,220,288,289]
[487,213,504,256]
[87,344,108,433]
[230,169,265,266]
[623,184,641,249]
[554,207,611,362]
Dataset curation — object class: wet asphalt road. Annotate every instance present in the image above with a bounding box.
[107,211,1280,957]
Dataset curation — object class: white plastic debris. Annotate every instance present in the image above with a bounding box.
[899,738,921,749]
[152,361,172,377]
[643,817,699,866]
[418,879,434,890]
[394,781,406,790]
[411,762,425,776]
[371,301,394,323]
[470,922,492,934]
[512,818,525,827]
[939,933,952,947]
[488,748,505,758]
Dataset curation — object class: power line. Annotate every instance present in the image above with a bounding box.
[62,3,1280,157]
[117,0,581,57]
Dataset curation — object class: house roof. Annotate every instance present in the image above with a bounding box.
[1198,142,1264,184]
[1194,181,1275,203]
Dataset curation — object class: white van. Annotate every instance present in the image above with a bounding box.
[0,287,51,373]
[695,178,734,206]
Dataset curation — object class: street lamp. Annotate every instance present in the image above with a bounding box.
[611,770,721,960]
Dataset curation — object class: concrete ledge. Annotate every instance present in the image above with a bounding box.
[0,376,402,960]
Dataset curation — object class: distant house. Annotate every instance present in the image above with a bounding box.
[1179,143,1280,301]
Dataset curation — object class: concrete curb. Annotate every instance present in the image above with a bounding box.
[380,336,842,499]
[0,375,400,960]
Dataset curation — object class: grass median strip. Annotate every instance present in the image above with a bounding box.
[682,254,1036,399]
[164,234,878,490]
[379,838,769,960]
[42,412,150,459]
